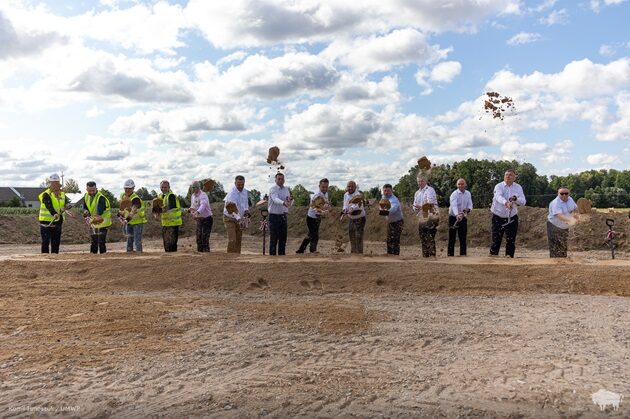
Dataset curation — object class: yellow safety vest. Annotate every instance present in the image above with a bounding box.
[84,191,112,228]
[160,192,183,227]
[120,192,147,225]
[38,189,66,223]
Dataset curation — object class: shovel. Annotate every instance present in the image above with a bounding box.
[501,197,518,228]
[451,209,470,230]
[605,218,615,260]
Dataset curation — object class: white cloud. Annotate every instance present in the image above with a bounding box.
[530,0,558,13]
[216,51,249,67]
[323,28,450,74]
[85,106,104,118]
[542,139,574,164]
[415,61,462,95]
[185,0,520,49]
[586,153,621,166]
[216,52,340,99]
[501,140,549,159]
[4,1,187,55]
[595,92,630,141]
[430,61,462,83]
[484,58,630,142]
[507,32,542,46]
[539,9,568,26]
[598,42,630,57]
[66,56,194,103]
[590,0,627,13]
[333,75,401,106]
[279,103,384,151]
[0,9,65,59]
[109,106,255,145]
[81,136,131,161]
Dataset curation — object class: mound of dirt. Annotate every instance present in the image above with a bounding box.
[1,206,627,252]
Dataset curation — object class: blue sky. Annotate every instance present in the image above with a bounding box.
[0,0,628,194]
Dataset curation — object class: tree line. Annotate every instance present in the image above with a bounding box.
[292,160,629,209]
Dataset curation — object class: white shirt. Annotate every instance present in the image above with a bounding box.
[413,185,438,209]
[343,191,365,219]
[223,186,249,219]
[548,196,577,229]
[268,184,291,215]
[449,189,473,217]
[190,191,212,218]
[307,191,329,219]
[490,181,526,218]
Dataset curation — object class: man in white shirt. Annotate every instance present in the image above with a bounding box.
[448,178,473,257]
[382,184,404,255]
[223,175,250,254]
[490,169,526,258]
[547,187,578,258]
[342,180,366,254]
[268,172,292,256]
[296,179,330,254]
[413,174,439,257]
[189,180,213,252]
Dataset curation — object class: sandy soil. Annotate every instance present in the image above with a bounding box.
[0,239,628,418]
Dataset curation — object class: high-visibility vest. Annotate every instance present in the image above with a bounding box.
[120,192,147,225]
[160,192,183,227]
[84,191,112,228]
[38,189,66,223]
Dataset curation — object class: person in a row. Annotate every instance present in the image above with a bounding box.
[268,172,293,256]
[296,178,330,254]
[38,173,70,254]
[82,180,111,254]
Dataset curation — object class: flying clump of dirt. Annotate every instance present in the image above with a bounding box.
[333,233,347,253]
[266,146,285,172]
[483,91,515,120]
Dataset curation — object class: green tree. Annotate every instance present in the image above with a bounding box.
[615,171,630,191]
[136,187,153,200]
[177,195,188,207]
[585,187,629,208]
[367,186,381,199]
[249,189,261,205]
[0,197,23,207]
[186,182,227,204]
[100,188,118,207]
[207,182,227,203]
[290,184,313,206]
[150,189,158,199]
[326,185,345,206]
[62,178,81,193]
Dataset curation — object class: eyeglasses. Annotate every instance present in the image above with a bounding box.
[559,192,569,195]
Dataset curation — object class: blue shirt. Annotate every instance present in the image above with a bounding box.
[384,194,403,223]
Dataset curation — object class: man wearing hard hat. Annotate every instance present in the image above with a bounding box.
[119,179,147,252]
[38,173,70,253]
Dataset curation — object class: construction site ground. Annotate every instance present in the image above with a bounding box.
[0,234,628,418]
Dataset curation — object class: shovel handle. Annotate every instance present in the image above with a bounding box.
[606,218,614,227]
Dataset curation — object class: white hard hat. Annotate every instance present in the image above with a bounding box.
[48,173,60,182]
[123,179,135,189]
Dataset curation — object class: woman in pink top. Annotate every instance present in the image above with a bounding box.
[189,181,213,252]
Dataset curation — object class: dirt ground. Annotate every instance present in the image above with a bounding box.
[0,235,628,418]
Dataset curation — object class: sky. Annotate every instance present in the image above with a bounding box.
[0,0,629,195]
